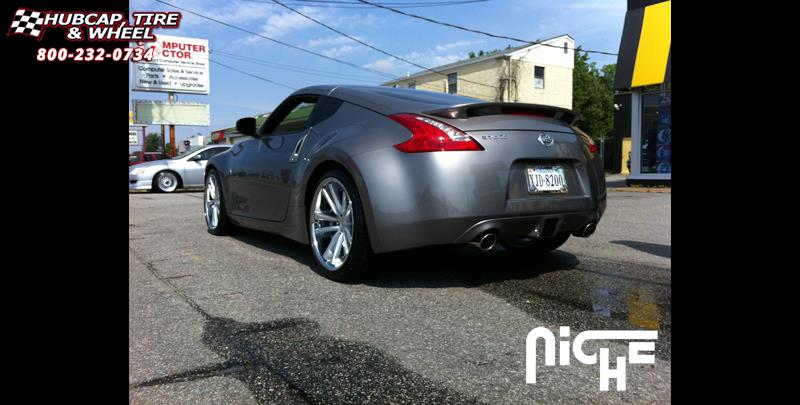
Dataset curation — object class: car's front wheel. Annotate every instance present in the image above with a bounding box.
[204,169,232,235]
[154,171,180,193]
[308,169,371,281]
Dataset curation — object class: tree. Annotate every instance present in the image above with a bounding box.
[572,47,615,148]
[145,132,163,152]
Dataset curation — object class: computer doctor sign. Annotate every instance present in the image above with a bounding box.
[132,34,209,94]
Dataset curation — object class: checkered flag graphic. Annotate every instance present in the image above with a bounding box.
[8,9,44,39]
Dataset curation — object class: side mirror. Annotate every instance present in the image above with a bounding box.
[236,117,257,136]
[189,154,202,162]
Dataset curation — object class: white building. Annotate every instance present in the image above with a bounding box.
[383,34,575,109]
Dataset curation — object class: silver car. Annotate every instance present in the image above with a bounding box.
[129,145,231,192]
[205,86,606,281]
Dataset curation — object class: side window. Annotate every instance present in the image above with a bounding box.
[272,101,317,135]
[534,66,545,89]
[307,97,343,127]
[447,73,457,94]
[200,147,225,160]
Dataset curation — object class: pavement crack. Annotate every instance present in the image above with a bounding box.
[163,274,193,280]
[130,246,212,320]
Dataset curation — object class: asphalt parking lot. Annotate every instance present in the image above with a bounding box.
[129,189,671,404]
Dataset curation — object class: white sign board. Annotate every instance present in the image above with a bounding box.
[131,35,209,94]
[133,100,210,126]
[129,131,139,146]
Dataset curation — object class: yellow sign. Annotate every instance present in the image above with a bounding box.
[631,1,671,88]
[129,111,134,125]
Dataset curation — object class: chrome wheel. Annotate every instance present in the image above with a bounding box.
[310,178,353,271]
[157,172,178,192]
[204,175,220,230]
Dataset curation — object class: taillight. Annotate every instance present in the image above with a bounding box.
[572,126,597,159]
[389,113,484,153]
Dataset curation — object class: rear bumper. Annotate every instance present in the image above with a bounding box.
[455,211,601,243]
[351,147,607,253]
[368,209,602,253]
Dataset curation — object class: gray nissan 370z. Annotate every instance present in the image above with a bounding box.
[204,85,606,281]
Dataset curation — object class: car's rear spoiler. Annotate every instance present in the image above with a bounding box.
[423,102,580,125]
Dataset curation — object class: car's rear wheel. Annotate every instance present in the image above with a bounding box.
[502,232,571,254]
[154,171,180,193]
[205,169,232,235]
[308,170,370,281]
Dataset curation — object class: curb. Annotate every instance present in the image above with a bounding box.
[608,187,671,194]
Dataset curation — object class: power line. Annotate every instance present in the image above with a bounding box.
[356,0,619,56]
[214,51,488,99]
[211,50,383,83]
[240,0,491,9]
[210,59,299,90]
[270,0,500,90]
[289,0,487,4]
[154,0,397,80]
[155,0,509,98]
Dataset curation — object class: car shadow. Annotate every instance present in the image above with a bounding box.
[229,227,579,289]
[611,240,671,259]
[365,246,579,289]
[229,227,317,268]
[225,229,671,361]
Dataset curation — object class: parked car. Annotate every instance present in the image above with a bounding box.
[204,85,606,280]
[129,151,168,166]
[129,145,231,192]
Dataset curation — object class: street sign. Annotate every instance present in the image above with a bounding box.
[131,34,209,94]
[129,110,134,125]
[129,130,139,146]
[133,100,210,126]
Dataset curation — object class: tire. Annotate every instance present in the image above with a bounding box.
[154,171,180,193]
[204,169,232,235]
[502,232,571,254]
[307,169,371,281]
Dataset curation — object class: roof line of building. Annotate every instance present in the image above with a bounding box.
[383,34,573,84]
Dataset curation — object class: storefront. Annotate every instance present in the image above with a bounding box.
[613,0,671,184]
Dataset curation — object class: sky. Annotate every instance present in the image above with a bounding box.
[128,0,627,151]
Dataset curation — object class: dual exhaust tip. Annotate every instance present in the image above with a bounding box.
[471,222,596,252]
[575,222,597,238]
[470,233,497,252]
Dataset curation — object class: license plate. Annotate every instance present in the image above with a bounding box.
[526,165,568,193]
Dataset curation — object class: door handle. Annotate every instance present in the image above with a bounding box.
[290,134,308,163]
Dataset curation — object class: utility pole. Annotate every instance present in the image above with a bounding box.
[168,92,176,157]
[160,124,165,154]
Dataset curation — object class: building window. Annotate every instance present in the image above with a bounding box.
[564,42,568,54]
[447,73,457,94]
[409,82,416,89]
[534,66,545,89]
[639,90,671,174]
